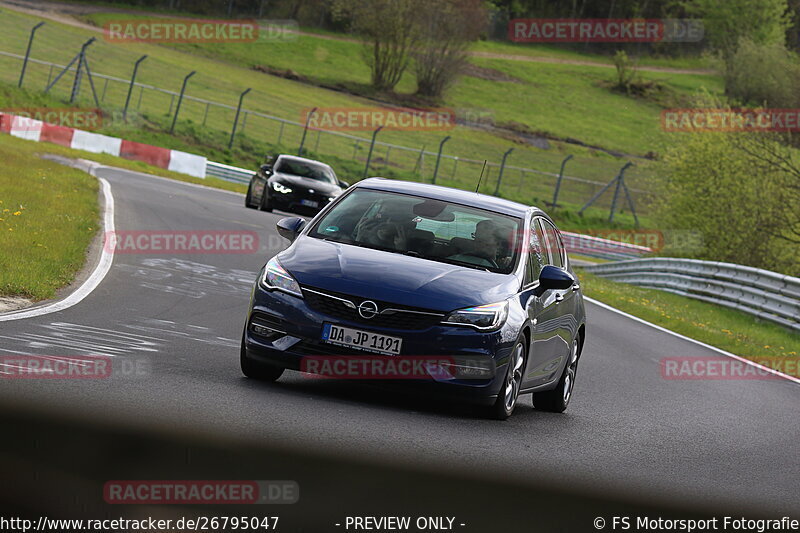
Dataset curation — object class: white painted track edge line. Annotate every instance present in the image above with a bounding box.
[584,296,800,385]
[0,175,115,322]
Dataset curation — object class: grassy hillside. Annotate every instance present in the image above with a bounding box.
[0,6,722,226]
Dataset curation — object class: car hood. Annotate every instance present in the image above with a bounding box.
[272,173,341,194]
[278,236,519,312]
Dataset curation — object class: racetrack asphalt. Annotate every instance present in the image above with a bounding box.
[0,165,797,520]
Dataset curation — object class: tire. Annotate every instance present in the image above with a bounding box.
[259,187,273,212]
[245,182,256,208]
[487,338,526,420]
[532,336,580,413]
[240,333,284,382]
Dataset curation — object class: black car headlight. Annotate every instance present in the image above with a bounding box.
[442,301,509,330]
[260,257,303,298]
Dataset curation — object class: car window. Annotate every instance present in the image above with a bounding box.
[527,218,547,282]
[275,158,335,183]
[540,220,565,268]
[310,189,521,274]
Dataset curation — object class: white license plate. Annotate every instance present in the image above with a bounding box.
[321,323,402,355]
[300,199,319,208]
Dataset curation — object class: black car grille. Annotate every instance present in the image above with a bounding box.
[301,286,445,331]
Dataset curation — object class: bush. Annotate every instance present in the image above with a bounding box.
[725,38,800,107]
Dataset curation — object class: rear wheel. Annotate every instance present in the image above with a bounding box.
[532,336,580,413]
[240,334,284,382]
[488,339,526,420]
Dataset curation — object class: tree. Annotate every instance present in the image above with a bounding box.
[656,95,800,275]
[413,0,488,99]
[685,0,791,65]
[333,0,423,91]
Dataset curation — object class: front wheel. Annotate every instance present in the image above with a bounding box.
[240,335,284,382]
[487,339,526,420]
[259,188,273,212]
[532,337,580,413]
[245,182,256,208]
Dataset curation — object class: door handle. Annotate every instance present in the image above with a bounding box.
[554,293,564,304]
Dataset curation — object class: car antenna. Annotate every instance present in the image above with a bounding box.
[475,160,488,192]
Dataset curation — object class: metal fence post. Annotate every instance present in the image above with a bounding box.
[363,126,383,179]
[18,22,45,88]
[228,87,251,149]
[69,37,96,104]
[551,154,573,207]
[298,107,317,156]
[202,102,210,126]
[170,70,196,134]
[609,162,633,223]
[432,135,451,184]
[276,122,285,145]
[494,147,514,196]
[123,55,147,122]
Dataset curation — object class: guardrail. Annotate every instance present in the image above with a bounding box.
[561,232,652,261]
[584,258,800,331]
[205,161,252,184]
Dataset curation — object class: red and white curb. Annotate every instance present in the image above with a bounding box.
[0,113,207,178]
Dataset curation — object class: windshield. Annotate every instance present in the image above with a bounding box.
[274,158,336,183]
[309,189,521,274]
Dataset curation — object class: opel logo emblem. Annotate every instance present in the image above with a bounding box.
[358,300,379,319]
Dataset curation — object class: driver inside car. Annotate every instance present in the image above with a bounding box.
[448,219,505,269]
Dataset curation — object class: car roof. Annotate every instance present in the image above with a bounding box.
[276,154,333,169]
[354,177,542,218]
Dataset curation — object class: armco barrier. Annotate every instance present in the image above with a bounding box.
[584,258,800,331]
[561,232,651,261]
[0,112,206,179]
[205,160,252,184]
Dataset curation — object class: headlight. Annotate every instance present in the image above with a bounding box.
[443,300,509,330]
[260,257,302,297]
[272,182,292,194]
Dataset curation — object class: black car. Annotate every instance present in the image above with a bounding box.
[245,154,349,215]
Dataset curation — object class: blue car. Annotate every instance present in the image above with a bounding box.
[241,178,586,419]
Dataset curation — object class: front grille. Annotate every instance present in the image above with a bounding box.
[301,286,444,331]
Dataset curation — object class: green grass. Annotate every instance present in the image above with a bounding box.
[77,12,724,157]
[577,269,800,362]
[0,134,99,300]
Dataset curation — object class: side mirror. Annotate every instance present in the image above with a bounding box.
[276,217,306,242]
[338,180,350,188]
[260,164,272,174]
[538,265,575,291]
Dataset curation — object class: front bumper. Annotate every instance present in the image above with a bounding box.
[243,283,519,403]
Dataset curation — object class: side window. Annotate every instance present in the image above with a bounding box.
[525,218,547,284]
[541,220,565,269]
